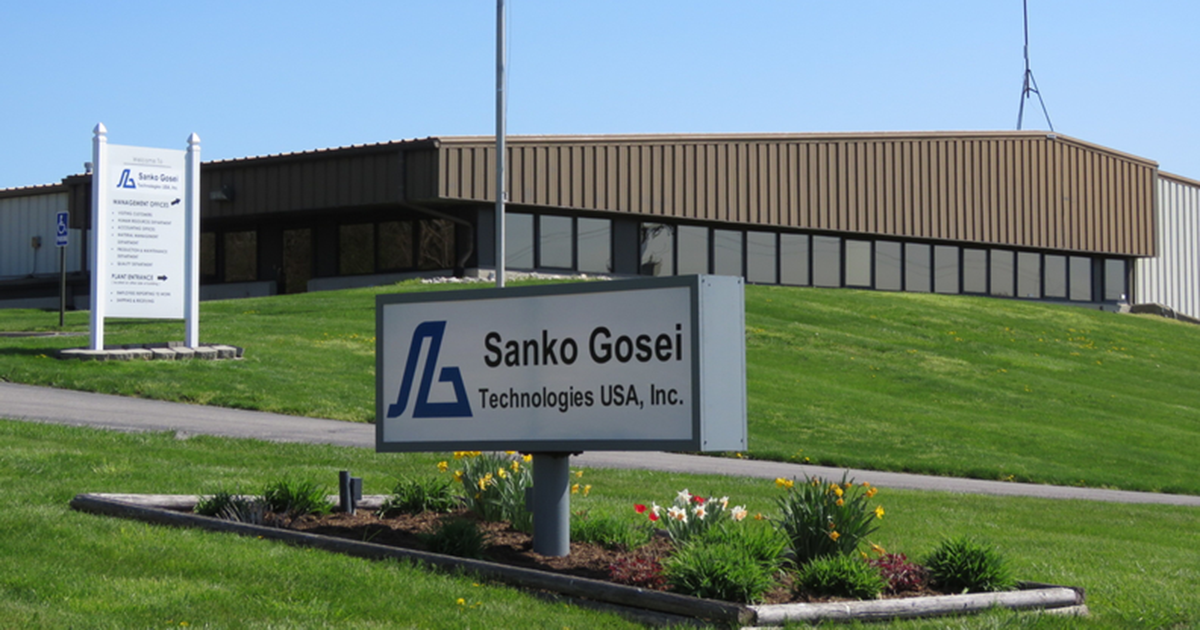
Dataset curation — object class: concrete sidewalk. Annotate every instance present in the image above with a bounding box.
[3,381,1198,507]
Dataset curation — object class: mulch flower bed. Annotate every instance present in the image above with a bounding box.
[288,508,943,605]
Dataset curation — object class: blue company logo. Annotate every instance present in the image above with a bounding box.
[387,320,472,419]
[116,169,137,189]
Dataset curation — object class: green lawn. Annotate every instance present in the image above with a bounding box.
[3,280,1199,495]
[1,420,1196,629]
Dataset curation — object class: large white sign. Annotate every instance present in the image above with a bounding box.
[376,275,746,452]
[103,143,187,319]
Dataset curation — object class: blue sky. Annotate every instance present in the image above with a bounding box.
[3,1,1198,190]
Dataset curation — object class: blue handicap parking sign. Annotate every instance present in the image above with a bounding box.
[55,211,69,247]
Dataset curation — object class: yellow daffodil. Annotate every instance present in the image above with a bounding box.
[437,460,449,472]
[571,483,580,494]
[511,460,520,472]
[875,505,885,519]
[583,484,592,497]
[523,454,533,463]
[829,530,840,541]
[835,498,844,506]
[453,470,463,483]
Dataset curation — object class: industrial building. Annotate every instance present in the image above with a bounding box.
[2,130,1198,320]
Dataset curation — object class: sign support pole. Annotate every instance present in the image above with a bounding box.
[531,452,571,557]
[89,123,109,350]
[184,133,201,347]
[59,244,66,328]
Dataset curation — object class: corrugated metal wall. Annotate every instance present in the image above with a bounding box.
[1135,173,1200,318]
[0,190,80,279]
[434,132,1157,257]
[202,149,406,220]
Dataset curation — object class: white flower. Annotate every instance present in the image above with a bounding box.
[667,506,688,522]
[692,504,708,519]
[650,502,662,516]
[719,496,730,509]
[676,489,692,504]
[730,505,748,522]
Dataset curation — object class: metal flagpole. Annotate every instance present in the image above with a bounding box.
[495,0,507,289]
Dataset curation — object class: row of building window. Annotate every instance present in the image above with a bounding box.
[638,223,1127,302]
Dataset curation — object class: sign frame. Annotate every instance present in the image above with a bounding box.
[375,275,747,453]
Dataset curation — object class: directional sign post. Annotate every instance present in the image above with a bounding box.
[57,210,68,327]
[89,124,201,349]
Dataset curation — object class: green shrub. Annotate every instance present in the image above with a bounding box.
[379,476,459,517]
[420,518,488,559]
[793,555,887,600]
[696,522,787,571]
[663,539,777,603]
[261,478,333,518]
[571,512,650,551]
[772,473,884,565]
[923,537,1016,593]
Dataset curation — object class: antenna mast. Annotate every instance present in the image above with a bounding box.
[1016,0,1054,131]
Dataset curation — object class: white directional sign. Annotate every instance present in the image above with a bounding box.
[55,211,69,247]
[103,144,186,319]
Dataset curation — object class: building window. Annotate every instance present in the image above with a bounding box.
[1104,258,1127,301]
[677,225,709,275]
[1043,254,1067,299]
[282,228,312,294]
[845,239,872,287]
[962,248,987,294]
[640,223,674,276]
[933,245,959,294]
[224,231,257,282]
[875,241,902,291]
[507,213,534,269]
[1069,256,1092,301]
[339,223,375,275]
[1017,252,1041,298]
[200,232,217,278]
[780,233,810,286]
[990,249,1015,297]
[418,219,455,270]
[812,236,841,287]
[746,231,777,284]
[713,229,743,277]
[379,220,415,271]
[905,243,931,292]
[539,215,573,269]
[577,218,611,273]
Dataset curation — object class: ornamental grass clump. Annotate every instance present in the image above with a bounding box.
[772,473,884,565]
[662,538,778,603]
[794,554,887,600]
[632,488,749,544]
[420,518,488,560]
[261,478,333,518]
[444,451,533,531]
[378,476,459,517]
[923,537,1016,593]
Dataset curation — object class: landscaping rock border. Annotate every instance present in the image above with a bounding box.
[69,493,1087,627]
[57,343,243,361]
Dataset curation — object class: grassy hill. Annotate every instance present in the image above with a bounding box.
[2,280,1199,495]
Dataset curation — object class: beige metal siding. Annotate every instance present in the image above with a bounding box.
[433,132,1156,257]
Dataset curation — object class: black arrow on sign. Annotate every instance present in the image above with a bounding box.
[157,275,168,281]
[171,199,181,205]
